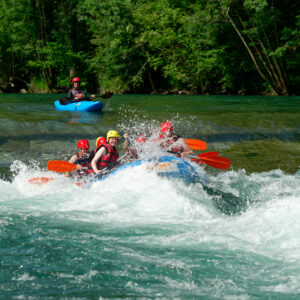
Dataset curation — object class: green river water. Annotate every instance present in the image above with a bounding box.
[0,93,300,298]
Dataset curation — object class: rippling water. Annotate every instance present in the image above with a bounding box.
[0,94,300,298]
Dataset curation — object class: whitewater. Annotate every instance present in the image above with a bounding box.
[1,158,300,298]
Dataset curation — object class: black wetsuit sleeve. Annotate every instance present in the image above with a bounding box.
[74,152,95,165]
[68,89,74,99]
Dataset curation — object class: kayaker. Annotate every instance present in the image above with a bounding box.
[157,121,193,158]
[91,130,120,175]
[68,77,95,101]
[66,139,93,177]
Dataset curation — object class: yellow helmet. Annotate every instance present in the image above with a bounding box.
[107,130,120,141]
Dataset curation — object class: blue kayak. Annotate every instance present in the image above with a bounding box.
[98,156,199,182]
[54,100,103,112]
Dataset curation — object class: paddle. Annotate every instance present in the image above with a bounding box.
[198,151,219,158]
[184,139,207,150]
[47,160,77,173]
[75,153,129,187]
[191,155,231,170]
[59,92,113,103]
[29,177,54,185]
[167,150,229,170]
[93,153,128,179]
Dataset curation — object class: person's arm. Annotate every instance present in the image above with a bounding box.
[123,133,129,152]
[123,133,138,159]
[68,89,74,99]
[179,138,193,158]
[91,147,107,174]
[65,154,77,177]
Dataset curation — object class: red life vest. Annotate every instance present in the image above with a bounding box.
[95,143,119,170]
[159,134,184,156]
[75,152,94,174]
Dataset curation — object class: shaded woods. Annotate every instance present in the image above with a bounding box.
[0,0,299,95]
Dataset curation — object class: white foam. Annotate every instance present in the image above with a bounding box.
[2,159,300,265]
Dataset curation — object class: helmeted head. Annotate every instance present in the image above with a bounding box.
[106,130,120,147]
[107,130,120,141]
[160,121,173,133]
[96,136,106,147]
[72,77,80,85]
[77,139,89,150]
[77,139,89,155]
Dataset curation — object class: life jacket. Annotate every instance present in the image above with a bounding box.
[75,151,94,174]
[69,88,84,100]
[95,143,119,170]
[159,134,184,156]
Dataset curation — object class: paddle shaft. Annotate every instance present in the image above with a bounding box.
[189,155,230,170]
[167,151,230,170]
[59,92,113,102]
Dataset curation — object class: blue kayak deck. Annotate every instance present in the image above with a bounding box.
[54,100,103,112]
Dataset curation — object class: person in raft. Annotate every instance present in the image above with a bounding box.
[123,122,193,158]
[68,77,96,101]
[95,136,106,148]
[157,121,193,158]
[91,130,120,175]
[123,132,139,159]
[66,139,94,177]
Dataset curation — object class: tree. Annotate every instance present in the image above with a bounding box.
[215,0,299,95]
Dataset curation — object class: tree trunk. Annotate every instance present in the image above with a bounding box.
[148,69,157,93]
[219,2,290,95]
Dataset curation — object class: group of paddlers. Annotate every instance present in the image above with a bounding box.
[67,121,194,178]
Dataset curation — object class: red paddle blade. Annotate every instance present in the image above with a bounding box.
[184,139,207,150]
[29,177,54,185]
[199,151,219,158]
[195,156,231,170]
[191,152,219,162]
[47,160,77,172]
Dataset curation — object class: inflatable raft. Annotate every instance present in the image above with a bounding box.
[97,156,199,182]
[54,100,103,112]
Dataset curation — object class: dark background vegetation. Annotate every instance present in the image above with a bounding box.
[0,0,299,95]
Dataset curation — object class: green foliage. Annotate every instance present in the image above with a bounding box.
[0,0,299,95]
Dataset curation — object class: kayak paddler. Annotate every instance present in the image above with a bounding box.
[67,77,96,102]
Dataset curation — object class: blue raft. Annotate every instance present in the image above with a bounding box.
[54,100,103,112]
[98,156,199,182]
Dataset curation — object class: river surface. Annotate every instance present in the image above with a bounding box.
[0,94,300,298]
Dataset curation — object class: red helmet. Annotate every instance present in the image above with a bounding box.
[77,139,89,149]
[136,135,147,143]
[160,121,173,132]
[72,77,80,84]
[96,136,106,147]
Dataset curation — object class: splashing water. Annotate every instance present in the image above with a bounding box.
[1,155,300,298]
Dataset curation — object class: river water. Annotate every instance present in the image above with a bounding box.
[0,94,300,298]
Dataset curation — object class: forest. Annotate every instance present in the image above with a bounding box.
[0,0,299,95]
